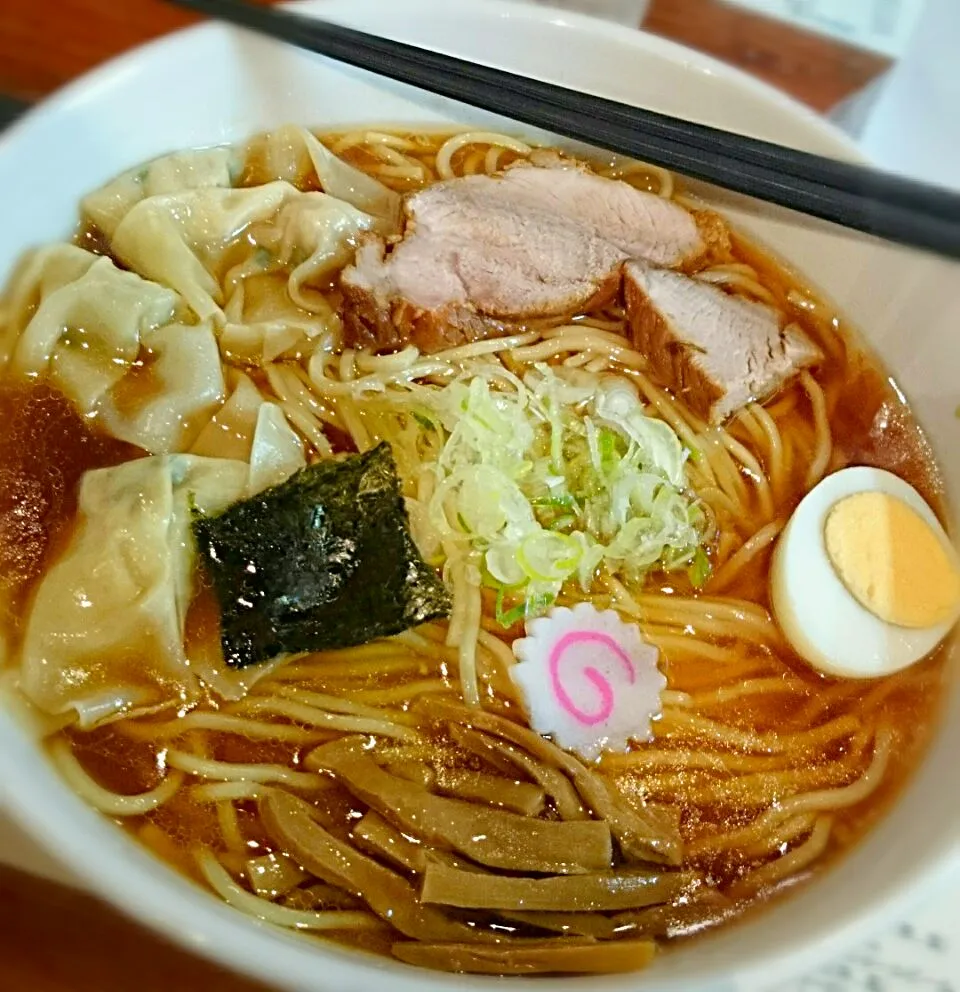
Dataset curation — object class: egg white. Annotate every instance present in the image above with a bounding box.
[770,466,959,679]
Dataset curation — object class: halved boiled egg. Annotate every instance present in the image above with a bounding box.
[770,466,960,678]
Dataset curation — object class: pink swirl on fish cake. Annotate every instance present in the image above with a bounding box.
[548,630,636,726]
[510,603,666,760]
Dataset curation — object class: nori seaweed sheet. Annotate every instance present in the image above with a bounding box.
[192,443,451,668]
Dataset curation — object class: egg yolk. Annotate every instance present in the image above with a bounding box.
[824,491,960,629]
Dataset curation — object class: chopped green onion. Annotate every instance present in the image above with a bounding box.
[495,586,528,628]
[688,547,712,589]
[525,591,556,618]
[378,366,707,621]
[412,410,435,431]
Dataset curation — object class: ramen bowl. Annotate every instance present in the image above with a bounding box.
[0,1,957,989]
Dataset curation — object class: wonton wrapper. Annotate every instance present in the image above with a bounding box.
[111,181,300,322]
[251,125,401,234]
[109,178,377,333]
[191,371,265,461]
[18,454,250,728]
[5,245,227,454]
[81,146,236,239]
[263,192,376,313]
[9,246,179,414]
[224,198,374,365]
[220,270,340,366]
[0,244,102,363]
[100,321,225,454]
[217,192,374,364]
[219,318,316,367]
[192,370,306,491]
[249,402,306,494]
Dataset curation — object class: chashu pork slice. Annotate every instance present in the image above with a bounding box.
[341,163,711,354]
[624,260,822,424]
[495,160,707,266]
[343,187,626,353]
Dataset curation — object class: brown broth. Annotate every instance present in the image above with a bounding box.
[0,383,140,623]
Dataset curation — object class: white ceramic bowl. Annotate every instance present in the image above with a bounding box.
[0,2,958,990]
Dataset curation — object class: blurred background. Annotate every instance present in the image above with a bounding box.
[0,0,953,184]
[0,0,922,112]
[0,1,955,990]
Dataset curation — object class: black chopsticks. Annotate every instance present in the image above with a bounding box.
[168,0,960,261]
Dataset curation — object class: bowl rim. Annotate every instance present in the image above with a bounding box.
[0,2,957,991]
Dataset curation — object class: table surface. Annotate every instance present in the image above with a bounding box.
[0,2,945,991]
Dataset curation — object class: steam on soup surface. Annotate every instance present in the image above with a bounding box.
[0,126,956,976]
